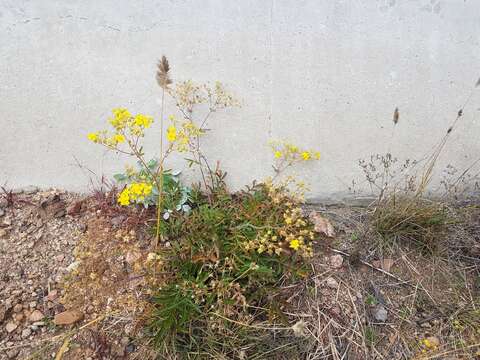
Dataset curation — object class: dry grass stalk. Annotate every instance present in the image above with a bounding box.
[154,55,172,246]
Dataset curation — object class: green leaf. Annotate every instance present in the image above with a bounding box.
[113,173,127,182]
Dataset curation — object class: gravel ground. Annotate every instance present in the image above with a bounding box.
[0,188,91,360]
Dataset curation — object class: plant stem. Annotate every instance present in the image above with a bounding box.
[155,88,166,247]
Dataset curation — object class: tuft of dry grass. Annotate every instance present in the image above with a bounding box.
[371,196,447,252]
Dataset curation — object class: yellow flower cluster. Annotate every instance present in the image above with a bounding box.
[166,115,204,152]
[87,130,125,147]
[244,182,314,258]
[87,108,154,148]
[167,125,177,142]
[270,141,320,163]
[118,182,153,206]
[419,337,439,353]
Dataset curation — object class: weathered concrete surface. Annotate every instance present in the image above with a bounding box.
[1,1,479,200]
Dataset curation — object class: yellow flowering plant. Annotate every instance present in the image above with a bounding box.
[113,159,192,214]
[243,177,315,258]
[269,140,320,176]
[87,56,239,242]
[86,56,326,356]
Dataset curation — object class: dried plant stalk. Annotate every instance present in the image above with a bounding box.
[155,55,172,246]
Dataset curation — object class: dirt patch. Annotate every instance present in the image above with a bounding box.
[0,189,92,359]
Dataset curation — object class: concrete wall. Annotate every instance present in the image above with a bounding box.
[1,0,479,200]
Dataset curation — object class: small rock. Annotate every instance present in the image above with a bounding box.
[32,321,45,327]
[13,304,23,313]
[55,254,65,262]
[66,261,81,272]
[325,277,339,289]
[53,208,67,218]
[110,215,126,227]
[29,310,44,322]
[21,328,32,338]
[6,349,19,359]
[54,310,84,325]
[78,223,87,233]
[125,343,136,354]
[34,231,43,241]
[330,305,341,316]
[330,254,344,269]
[3,217,12,226]
[29,301,37,309]
[0,208,5,217]
[309,211,335,237]
[46,290,58,301]
[372,305,388,322]
[66,200,83,216]
[14,313,24,322]
[5,322,18,333]
[0,228,7,238]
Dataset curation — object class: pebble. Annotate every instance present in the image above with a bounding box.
[5,322,18,333]
[29,310,44,322]
[6,349,19,359]
[329,254,344,269]
[13,304,23,313]
[54,309,84,325]
[66,260,81,272]
[372,304,388,322]
[110,215,126,227]
[326,277,339,289]
[21,328,32,338]
[46,289,58,301]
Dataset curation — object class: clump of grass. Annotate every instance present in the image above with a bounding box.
[146,178,317,357]
[372,196,447,252]
[359,79,480,254]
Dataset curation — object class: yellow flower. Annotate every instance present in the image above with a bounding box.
[126,182,153,202]
[289,239,300,250]
[118,189,130,206]
[314,151,321,160]
[301,151,311,160]
[113,134,125,143]
[167,126,177,142]
[87,132,99,142]
[113,108,131,120]
[274,151,282,159]
[134,114,153,128]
